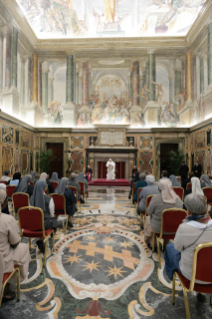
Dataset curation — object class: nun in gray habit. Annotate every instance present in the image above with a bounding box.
[55,177,76,227]
[50,172,60,182]
[15,174,34,196]
[30,180,58,253]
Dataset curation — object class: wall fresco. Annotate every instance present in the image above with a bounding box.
[2,146,13,175]
[2,125,14,144]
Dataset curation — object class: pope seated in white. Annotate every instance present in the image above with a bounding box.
[106,158,116,180]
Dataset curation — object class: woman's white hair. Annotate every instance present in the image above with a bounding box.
[184,193,207,215]
[146,175,155,185]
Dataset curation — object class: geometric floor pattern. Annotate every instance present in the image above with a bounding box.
[1,186,212,318]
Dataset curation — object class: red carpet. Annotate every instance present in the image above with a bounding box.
[89,179,130,186]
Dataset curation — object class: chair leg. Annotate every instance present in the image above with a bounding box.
[182,288,190,319]
[152,233,155,252]
[52,231,55,251]
[16,268,20,302]
[140,214,142,229]
[143,215,145,229]
[29,238,32,251]
[210,294,212,306]
[43,238,49,266]
[157,238,161,268]
[65,216,68,234]
[172,272,176,305]
[0,282,5,307]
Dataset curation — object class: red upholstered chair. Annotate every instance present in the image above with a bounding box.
[68,186,80,215]
[186,182,191,190]
[173,187,184,201]
[49,193,68,233]
[78,181,86,203]
[0,253,20,307]
[17,206,55,266]
[12,193,30,216]
[155,208,187,268]
[29,181,34,186]
[51,181,59,190]
[202,187,212,205]
[6,185,17,201]
[172,243,212,319]
[0,181,8,186]
[140,194,155,229]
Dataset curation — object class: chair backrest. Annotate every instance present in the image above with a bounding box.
[68,186,78,198]
[49,193,66,215]
[137,187,143,201]
[12,193,30,214]
[146,194,155,213]
[189,243,212,290]
[78,181,85,193]
[6,185,17,198]
[29,181,34,186]
[202,187,212,204]
[51,181,59,190]
[0,181,8,186]
[18,206,45,236]
[173,187,184,200]
[186,182,192,190]
[0,252,4,291]
[161,208,187,234]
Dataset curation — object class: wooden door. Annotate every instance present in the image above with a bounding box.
[46,143,63,178]
[160,143,178,176]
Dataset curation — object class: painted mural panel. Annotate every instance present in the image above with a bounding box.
[14,148,19,172]
[16,0,206,38]
[195,130,205,149]
[70,136,84,149]
[21,149,29,174]
[2,146,13,174]
[139,151,153,174]
[2,125,14,144]
[140,136,153,150]
[195,150,205,173]
[206,149,211,175]
[20,131,30,148]
[70,151,83,173]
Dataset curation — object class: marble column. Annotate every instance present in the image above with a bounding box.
[76,71,79,105]
[0,35,3,94]
[82,61,89,105]
[181,60,186,95]
[48,76,54,103]
[132,61,139,105]
[5,31,12,89]
[185,49,192,102]
[21,59,25,104]
[32,53,38,102]
[128,72,131,100]
[192,56,197,101]
[175,70,182,96]
[28,57,33,103]
[147,53,156,101]
[200,57,204,94]
[208,22,212,86]
[38,62,42,107]
[42,68,49,112]
[169,76,174,104]
[66,54,74,103]
[12,27,18,88]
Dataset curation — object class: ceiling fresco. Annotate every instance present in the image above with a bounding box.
[16,0,206,39]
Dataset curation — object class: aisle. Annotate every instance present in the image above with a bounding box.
[1,186,212,319]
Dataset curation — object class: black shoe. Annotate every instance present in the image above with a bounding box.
[36,240,45,254]
[196,293,206,303]
[68,221,73,228]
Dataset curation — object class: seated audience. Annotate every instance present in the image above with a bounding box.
[159,170,169,182]
[55,177,76,227]
[0,189,31,302]
[129,171,140,199]
[144,179,183,244]
[137,175,159,214]
[15,175,34,196]
[9,172,21,187]
[50,172,60,182]
[0,184,9,215]
[30,171,37,184]
[68,173,85,204]
[133,173,147,203]
[30,180,58,253]
[181,171,194,191]
[132,165,138,178]
[76,172,88,195]
[169,174,181,187]
[0,170,11,182]
[85,165,92,182]
[39,172,54,194]
[184,176,204,198]
[200,174,212,188]
[164,194,212,301]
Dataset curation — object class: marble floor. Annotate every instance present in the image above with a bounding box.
[1,186,212,319]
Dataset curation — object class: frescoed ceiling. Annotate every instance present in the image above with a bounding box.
[16,0,206,39]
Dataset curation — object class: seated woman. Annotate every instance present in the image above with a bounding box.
[137,175,159,214]
[50,172,60,182]
[30,180,58,253]
[55,177,76,228]
[133,173,147,203]
[85,165,92,182]
[164,194,212,302]
[184,176,204,198]
[0,189,31,302]
[129,171,140,200]
[68,173,84,204]
[0,184,9,215]
[9,172,21,187]
[200,174,212,188]
[169,174,181,187]
[181,171,194,191]
[39,172,54,194]
[15,174,34,196]
[144,178,183,244]
[76,173,88,196]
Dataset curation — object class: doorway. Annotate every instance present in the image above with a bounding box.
[160,143,178,177]
[46,143,63,178]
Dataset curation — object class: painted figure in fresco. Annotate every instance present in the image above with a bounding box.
[49,101,63,124]
[155,0,175,13]
[173,92,185,111]
[103,0,116,23]
[138,84,153,107]
[151,81,164,105]
[106,158,116,180]
[161,103,177,127]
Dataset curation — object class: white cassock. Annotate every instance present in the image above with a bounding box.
[106,160,116,180]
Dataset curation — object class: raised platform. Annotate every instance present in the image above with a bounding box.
[89,179,130,187]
